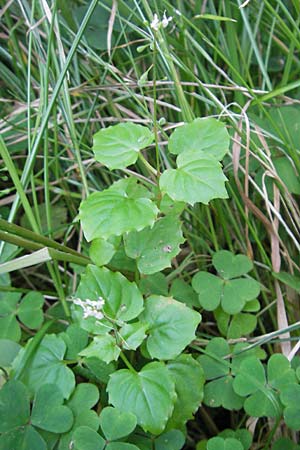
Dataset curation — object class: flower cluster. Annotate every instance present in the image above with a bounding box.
[150,11,173,32]
[73,296,105,320]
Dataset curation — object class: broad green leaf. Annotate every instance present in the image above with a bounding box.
[83,357,116,384]
[23,334,75,399]
[31,384,73,433]
[58,383,100,450]
[90,237,120,266]
[18,291,44,329]
[207,437,244,450]
[0,380,30,432]
[60,324,89,360]
[242,299,260,312]
[212,250,253,279]
[80,334,121,363]
[203,376,244,410]
[233,357,266,396]
[124,216,185,274]
[155,430,185,450]
[107,361,176,434]
[159,194,185,216]
[100,406,137,440]
[166,355,205,428]
[159,151,228,206]
[192,272,223,311]
[170,278,199,308]
[0,425,47,450]
[72,426,105,450]
[119,322,148,350]
[168,118,229,159]
[93,122,153,170]
[140,295,201,360]
[139,273,169,297]
[0,339,21,366]
[76,265,144,322]
[79,178,158,241]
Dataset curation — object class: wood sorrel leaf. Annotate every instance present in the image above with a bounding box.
[166,355,205,429]
[93,122,153,170]
[107,361,176,434]
[207,437,244,450]
[100,406,137,440]
[72,426,105,450]
[31,384,73,433]
[79,178,158,241]
[0,426,47,450]
[212,250,253,279]
[159,151,228,206]
[18,291,44,329]
[140,295,201,360]
[0,380,30,432]
[168,118,229,160]
[124,216,185,275]
[75,265,144,322]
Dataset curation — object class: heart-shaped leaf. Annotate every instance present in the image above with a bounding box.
[140,295,201,360]
[166,355,205,429]
[203,376,244,410]
[79,178,158,241]
[93,122,153,170]
[168,118,229,160]
[124,215,185,275]
[60,324,89,360]
[159,151,228,206]
[219,429,252,450]
[72,426,105,450]
[75,265,144,323]
[18,291,44,329]
[100,406,137,440]
[280,384,300,430]
[0,292,22,341]
[192,272,223,311]
[80,334,121,363]
[0,426,47,450]
[107,361,176,434]
[31,384,73,433]
[212,250,253,279]
[207,437,244,450]
[0,380,30,432]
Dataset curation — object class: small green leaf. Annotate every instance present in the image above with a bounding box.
[72,426,105,450]
[280,384,300,430]
[203,376,244,410]
[31,384,73,433]
[155,430,185,450]
[124,216,185,274]
[18,291,44,329]
[100,406,137,440]
[75,265,144,322]
[60,324,89,360]
[140,295,201,360]
[233,357,266,396]
[168,118,229,160]
[80,334,121,363]
[79,178,158,241]
[160,151,228,206]
[0,292,21,341]
[139,273,169,297]
[166,355,205,428]
[226,313,257,339]
[0,380,30,432]
[212,251,253,279]
[119,322,148,350]
[83,357,116,384]
[0,426,47,450]
[207,437,244,450]
[272,437,300,450]
[192,272,223,311]
[197,338,230,379]
[0,339,21,367]
[219,428,252,450]
[90,237,120,266]
[170,278,199,308]
[221,279,260,314]
[93,123,153,170]
[107,361,176,434]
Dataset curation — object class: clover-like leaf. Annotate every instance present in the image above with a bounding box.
[129,430,185,450]
[93,122,153,170]
[124,215,185,275]
[280,384,300,430]
[58,383,100,450]
[204,376,244,410]
[192,272,223,311]
[0,380,30,433]
[23,334,75,399]
[80,334,121,363]
[159,151,228,206]
[272,437,300,450]
[219,428,252,450]
[60,324,89,360]
[18,291,44,329]
[107,361,176,434]
[75,265,144,323]
[140,295,201,360]
[170,278,199,308]
[31,384,73,433]
[72,426,105,450]
[0,426,47,450]
[166,355,205,429]
[212,250,253,279]
[106,444,140,450]
[0,292,22,341]
[100,406,137,440]
[214,308,257,339]
[207,437,244,450]
[168,118,229,160]
[79,178,158,241]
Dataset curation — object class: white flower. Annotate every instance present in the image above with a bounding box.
[150,11,173,32]
[73,296,105,320]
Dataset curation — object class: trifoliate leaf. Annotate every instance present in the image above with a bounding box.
[106,444,140,450]
[93,122,153,170]
[168,118,229,160]
[170,278,199,308]
[0,292,21,341]
[192,272,223,311]
[60,324,89,360]
[0,380,30,432]
[207,437,244,450]
[31,384,73,433]
[18,291,44,329]
[72,426,105,450]
[107,361,176,434]
[0,426,47,450]
[212,250,253,279]
[197,338,230,380]
[79,178,158,241]
[280,384,300,430]
[166,355,205,429]
[203,376,244,410]
[100,406,137,440]
[140,295,201,360]
[80,334,121,363]
[159,151,228,206]
[124,216,185,274]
